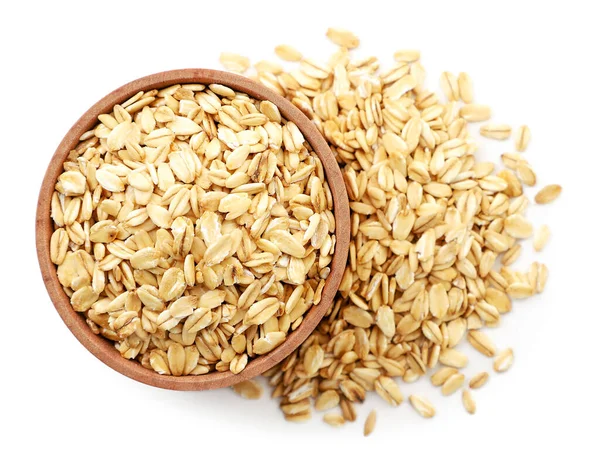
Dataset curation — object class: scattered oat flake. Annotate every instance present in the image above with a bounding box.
[469,372,489,389]
[458,72,474,103]
[493,348,514,372]
[440,71,459,101]
[535,184,562,204]
[534,225,551,251]
[394,50,420,62]
[324,413,345,427]
[363,410,376,436]
[326,27,359,48]
[409,395,435,418]
[515,125,531,151]
[462,390,476,414]
[219,52,250,73]
[480,124,512,140]
[467,331,496,358]
[232,380,263,400]
[441,373,465,396]
[460,104,491,122]
[274,44,302,62]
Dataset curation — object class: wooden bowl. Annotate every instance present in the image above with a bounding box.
[36,69,350,391]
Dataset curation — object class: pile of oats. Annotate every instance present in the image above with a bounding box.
[50,84,336,376]
[224,28,561,431]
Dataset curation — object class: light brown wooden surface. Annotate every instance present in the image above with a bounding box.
[35,69,350,390]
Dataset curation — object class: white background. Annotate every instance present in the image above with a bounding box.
[1,1,599,460]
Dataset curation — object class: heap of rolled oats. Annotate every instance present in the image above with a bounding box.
[50,84,336,376]
[223,28,561,428]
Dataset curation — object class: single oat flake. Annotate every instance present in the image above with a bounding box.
[535,185,562,204]
[469,372,489,389]
[494,348,515,372]
[462,390,476,414]
[363,410,377,436]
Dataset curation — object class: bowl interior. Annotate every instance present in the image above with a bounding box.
[36,69,350,390]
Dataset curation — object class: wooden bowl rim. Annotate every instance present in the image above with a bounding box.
[35,69,350,390]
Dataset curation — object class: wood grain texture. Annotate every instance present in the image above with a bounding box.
[35,69,350,391]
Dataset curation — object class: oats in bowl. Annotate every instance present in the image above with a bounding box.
[50,82,336,376]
